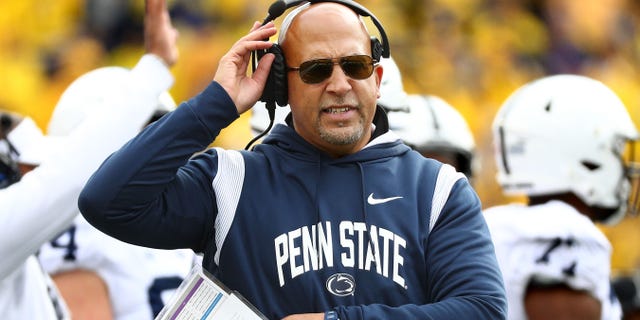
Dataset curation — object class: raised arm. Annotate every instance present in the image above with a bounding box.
[0,0,177,279]
[78,21,278,249]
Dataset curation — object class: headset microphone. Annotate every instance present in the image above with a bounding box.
[263,0,287,25]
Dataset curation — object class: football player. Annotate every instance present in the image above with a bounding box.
[0,0,188,318]
[33,69,194,319]
[484,74,637,319]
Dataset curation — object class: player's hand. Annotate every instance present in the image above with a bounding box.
[281,312,324,320]
[144,0,179,67]
[213,21,276,115]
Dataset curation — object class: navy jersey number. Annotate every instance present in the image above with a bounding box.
[48,225,78,261]
[535,237,577,277]
[148,276,184,316]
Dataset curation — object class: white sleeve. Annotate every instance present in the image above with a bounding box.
[0,54,173,280]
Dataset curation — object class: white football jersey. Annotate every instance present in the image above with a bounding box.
[38,214,196,320]
[483,201,622,320]
[0,256,70,320]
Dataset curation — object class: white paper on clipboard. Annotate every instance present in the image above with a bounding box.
[155,264,268,320]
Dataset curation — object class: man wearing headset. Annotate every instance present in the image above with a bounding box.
[79,1,507,319]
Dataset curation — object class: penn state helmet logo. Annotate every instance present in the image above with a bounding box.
[326,273,355,296]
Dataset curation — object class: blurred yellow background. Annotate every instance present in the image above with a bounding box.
[1,0,640,274]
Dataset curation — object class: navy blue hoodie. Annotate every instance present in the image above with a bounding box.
[79,81,506,319]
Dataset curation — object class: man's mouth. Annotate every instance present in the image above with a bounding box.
[323,107,352,114]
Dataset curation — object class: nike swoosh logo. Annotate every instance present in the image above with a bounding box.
[367,193,403,205]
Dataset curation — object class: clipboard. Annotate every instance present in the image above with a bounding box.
[155,264,268,320]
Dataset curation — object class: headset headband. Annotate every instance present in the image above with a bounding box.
[261,0,390,58]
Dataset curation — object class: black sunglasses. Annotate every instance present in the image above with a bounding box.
[287,55,377,84]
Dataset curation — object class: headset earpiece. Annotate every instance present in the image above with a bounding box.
[261,44,289,107]
[371,37,383,62]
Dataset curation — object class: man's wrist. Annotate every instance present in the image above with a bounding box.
[324,310,340,320]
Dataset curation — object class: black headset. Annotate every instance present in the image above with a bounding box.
[245,0,390,149]
[251,0,390,108]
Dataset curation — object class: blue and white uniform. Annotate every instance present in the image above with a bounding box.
[484,201,622,320]
[79,81,507,319]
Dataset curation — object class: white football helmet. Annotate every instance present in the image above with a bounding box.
[377,56,409,112]
[388,94,476,178]
[493,74,640,224]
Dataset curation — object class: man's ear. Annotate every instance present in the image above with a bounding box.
[374,64,384,99]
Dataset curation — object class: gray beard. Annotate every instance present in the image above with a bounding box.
[317,120,364,146]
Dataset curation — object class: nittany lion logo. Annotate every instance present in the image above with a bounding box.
[326,273,355,296]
